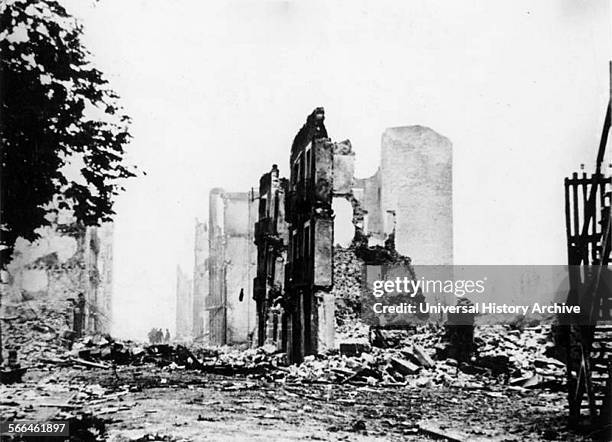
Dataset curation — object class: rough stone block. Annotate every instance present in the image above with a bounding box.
[339,343,369,357]
[390,357,421,375]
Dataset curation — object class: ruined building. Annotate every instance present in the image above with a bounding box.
[4,205,114,335]
[253,165,289,348]
[206,189,258,345]
[379,126,453,265]
[282,108,356,362]
[175,266,193,341]
[188,109,453,354]
[253,108,453,362]
[192,220,209,339]
[352,127,452,264]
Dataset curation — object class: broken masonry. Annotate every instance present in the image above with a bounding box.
[251,108,460,363]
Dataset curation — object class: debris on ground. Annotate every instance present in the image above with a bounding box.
[3,297,566,392]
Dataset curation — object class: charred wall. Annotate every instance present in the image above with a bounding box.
[281,110,360,362]
[253,165,289,348]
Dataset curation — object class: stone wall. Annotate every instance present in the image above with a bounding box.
[207,189,258,345]
[224,235,256,343]
[353,169,384,245]
[380,126,453,265]
[5,212,114,335]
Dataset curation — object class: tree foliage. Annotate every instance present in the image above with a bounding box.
[0,0,136,265]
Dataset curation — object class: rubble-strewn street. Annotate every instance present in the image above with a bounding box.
[0,302,594,441]
[3,1,612,440]
[0,362,584,441]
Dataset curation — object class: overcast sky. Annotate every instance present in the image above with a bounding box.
[63,0,611,339]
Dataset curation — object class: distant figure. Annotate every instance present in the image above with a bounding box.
[164,329,170,343]
[148,328,162,344]
[446,298,475,362]
[72,293,86,338]
[147,328,155,344]
[239,288,244,302]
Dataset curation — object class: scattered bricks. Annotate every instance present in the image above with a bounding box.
[361,353,375,365]
[100,347,112,359]
[390,357,420,376]
[475,354,510,377]
[415,376,432,388]
[509,375,533,386]
[533,357,565,369]
[2,295,567,393]
[522,374,544,389]
[332,367,357,378]
[332,246,363,324]
[412,344,435,368]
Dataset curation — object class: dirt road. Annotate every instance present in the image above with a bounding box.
[1,366,585,441]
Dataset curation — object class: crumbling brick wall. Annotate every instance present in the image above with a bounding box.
[332,193,417,328]
[4,212,113,336]
[331,245,362,324]
[330,126,452,330]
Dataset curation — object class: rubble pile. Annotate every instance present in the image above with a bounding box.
[331,227,417,327]
[1,299,71,366]
[335,319,369,342]
[289,323,566,390]
[190,344,287,376]
[473,324,566,388]
[1,373,112,439]
[31,338,287,379]
[2,298,566,392]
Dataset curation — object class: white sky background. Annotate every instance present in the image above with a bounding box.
[62,0,611,340]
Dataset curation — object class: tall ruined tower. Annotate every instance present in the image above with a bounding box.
[207,189,258,345]
[283,108,356,362]
[380,126,453,265]
[253,165,289,348]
